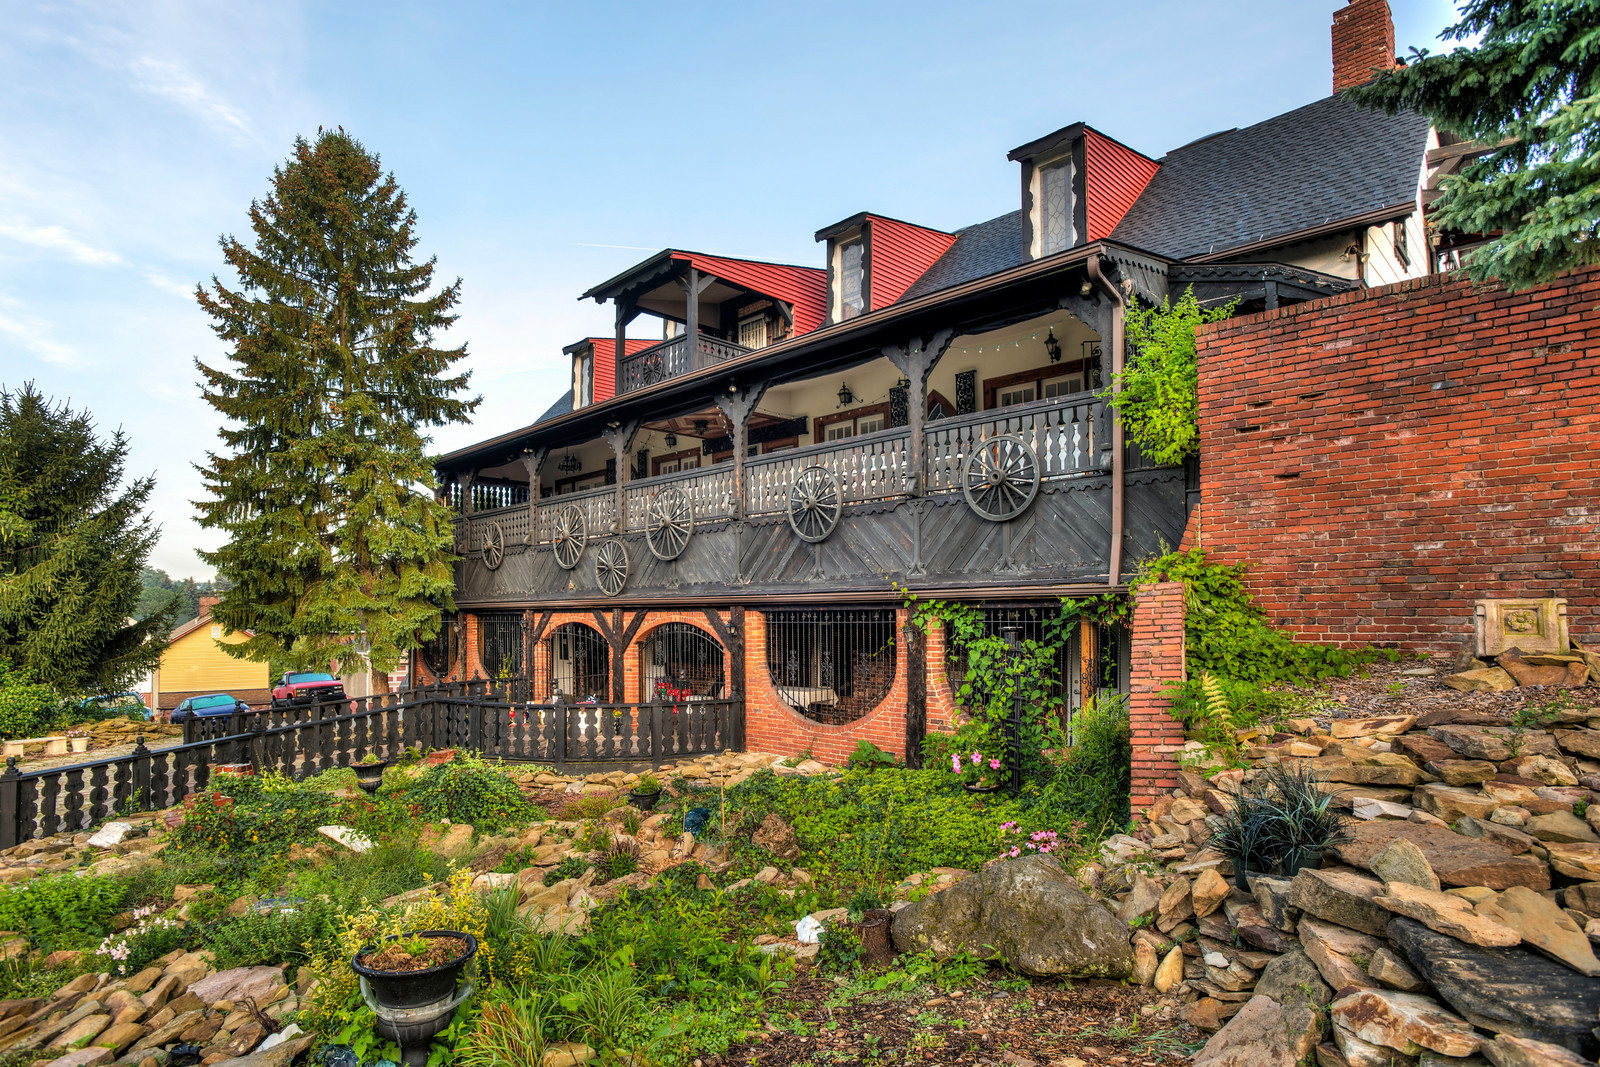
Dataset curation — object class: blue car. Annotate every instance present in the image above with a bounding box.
[170,693,251,723]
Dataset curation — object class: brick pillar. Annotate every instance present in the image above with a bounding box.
[1129,582,1187,814]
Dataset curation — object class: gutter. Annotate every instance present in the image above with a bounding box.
[1085,255,1126,588]
[1186,202,1416,263]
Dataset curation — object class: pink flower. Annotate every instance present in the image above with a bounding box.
[971,751,982,765]
[989,759,1001,770]
[951,754,961,773]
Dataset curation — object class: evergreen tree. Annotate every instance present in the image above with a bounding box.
[195,129,478,675]
[1351,0,1600,290]
[0,383,176,693]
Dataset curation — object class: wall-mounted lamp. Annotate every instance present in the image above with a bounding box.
[837,382,855,407]
[895,377,910,392]
[1044,328,1062,363]
[664,432,677,448]
[1079,279,1093,296]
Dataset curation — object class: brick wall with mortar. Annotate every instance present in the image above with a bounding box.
[1129,582,1187,813]
[1190,269,1600,652]
[1331,0,1395,93]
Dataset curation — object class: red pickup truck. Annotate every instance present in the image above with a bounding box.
[271,671,346,707]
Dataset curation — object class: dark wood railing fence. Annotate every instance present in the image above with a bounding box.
[0,680,742,850]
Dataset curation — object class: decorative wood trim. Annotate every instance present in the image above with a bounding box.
[927,390,955,418]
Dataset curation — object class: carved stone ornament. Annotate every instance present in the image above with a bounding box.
[1475,597,1569,657]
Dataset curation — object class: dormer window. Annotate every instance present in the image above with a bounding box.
[738,314,769,350]
[1039,159,1074,255]
[840,239,864,320]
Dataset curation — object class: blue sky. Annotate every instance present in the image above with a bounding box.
[1,0,1460,579]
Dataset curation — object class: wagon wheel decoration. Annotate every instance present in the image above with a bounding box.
[552,503,586,570]
[962,433,1041,521]
[594,538,630,597]
[787,465,842,544]
[645,485,694,561]
[481,521,505,570]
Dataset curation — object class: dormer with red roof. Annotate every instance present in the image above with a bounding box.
[581,250,828,395]
[812,213,959,324]
[563,337,658,411]
[1007,124,1160,260]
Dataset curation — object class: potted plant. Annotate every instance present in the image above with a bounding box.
[1210,763,1350,892]
[353,753,389,794]
[352,929,478,1009]
[629,772,663,811]
[67,730,89,754]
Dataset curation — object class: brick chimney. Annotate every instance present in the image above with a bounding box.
[197,595,220,618]
[1332,0,1396,93]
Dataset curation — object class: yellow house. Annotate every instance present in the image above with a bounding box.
[150,598,270,714]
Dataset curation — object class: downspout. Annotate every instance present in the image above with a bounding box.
[1085,255,1126,587]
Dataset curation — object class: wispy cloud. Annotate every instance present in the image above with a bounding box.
[0,299,78,365]
[143,269,198,299]
[0,218,123,266]
[126,54,257,143]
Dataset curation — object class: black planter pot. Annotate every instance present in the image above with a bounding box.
[629,789,663,812]
[353,761,389,794]
[353,930,477,1009]
[1233,851,1324,893]
[963,782,1002,795]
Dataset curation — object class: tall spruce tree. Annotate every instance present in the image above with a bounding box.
[195,129,478,675]
[0,383,176,692]
[1351,0,1600,290]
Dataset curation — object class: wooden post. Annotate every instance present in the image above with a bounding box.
[883,329,955,496]
[461,472,477,516]
[0,759,19,850]
[904,617,926,769]
[519,449,547,546]
[601,421,639,535]
[1079,617,1098,714]
[650,700,663,769]
[714,386,766,522]
[685,266,699,361]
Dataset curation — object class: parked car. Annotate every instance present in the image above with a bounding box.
[77,692,152,720]
[170,693,251,723]
[272,671,346,707]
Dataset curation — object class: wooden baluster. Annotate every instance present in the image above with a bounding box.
[88,764,108,825]
[110,759,130,821]
[38,773,61,837]
[148,746,168,811]
[20,777,39,843]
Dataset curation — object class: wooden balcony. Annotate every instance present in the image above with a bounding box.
[615,333,752,395]
[451,392,1187,603]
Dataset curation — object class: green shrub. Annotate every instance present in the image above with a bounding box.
[845,740,896,770]
[1135,546,1384,683]
[1210,762,1350,884]
[393,755,537,833]
[542,857,589,887]
[600,839,640,882]
[0,661,65,741]
[1035,693,1131,836]
[0,875,127,950]
[1105,287,1237,465]
[206,897,343,969]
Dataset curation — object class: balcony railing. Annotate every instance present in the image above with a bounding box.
[616,333,752,395]
[453,393,1111,546]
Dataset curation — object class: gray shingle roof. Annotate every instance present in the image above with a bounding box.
[534,389,573,425]
[1110,94,1430,260]
[896,211,1024,302]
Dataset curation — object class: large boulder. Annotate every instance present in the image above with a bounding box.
[889,854,1132,978]
[1389,916,1600,1055]
[1332,819,1549,890]
[1192,993,1323,1067]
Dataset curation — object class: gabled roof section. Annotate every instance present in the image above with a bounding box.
[1084,129,1161,240]
[1111,93,1430,260]
[581,250,829,336]
[896,212,1024,303]
[170,612,251,643]
[534,389,573,425]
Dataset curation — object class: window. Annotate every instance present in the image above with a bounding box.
[574,351,594,408]
[210,625,222,639]
[551,623,609,702]
[999,385,1036,407]
[642,623,726,701]
[420,615,458,677]
[825,422,854,442]
[478,613,524,681]
[738,315,768,350]
[1393,221,1411,268]
[1039,159,1072,255]
[655,454,699,476]
[856,414,885,435]
[765,609,897,725]
[840,240,864,320]
[1043,374,1084,399]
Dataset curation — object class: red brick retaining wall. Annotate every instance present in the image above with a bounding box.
[1192,270,1600,652]
[1129,582,1187,813]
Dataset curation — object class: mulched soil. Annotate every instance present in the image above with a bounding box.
[357,935,469,973]
[718,973,1195,1067]
[1282,651,1600,723]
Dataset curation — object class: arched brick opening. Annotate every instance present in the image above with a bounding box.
[632,620,729,704]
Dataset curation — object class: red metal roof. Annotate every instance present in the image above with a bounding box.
[865,216,958,309]
[1084,129,1161,241]
[582,337,655,403]
[672,252,829,336]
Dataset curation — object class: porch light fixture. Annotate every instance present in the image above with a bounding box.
[1080,279,1093,296]
[1044,329,1062,363]
[664,432,677,448]
[837,382,855,407]
[558,453,581,474]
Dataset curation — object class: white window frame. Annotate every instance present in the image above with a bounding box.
[738,315,768,350]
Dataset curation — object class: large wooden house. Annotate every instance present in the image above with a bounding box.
[422,0,1454,763]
